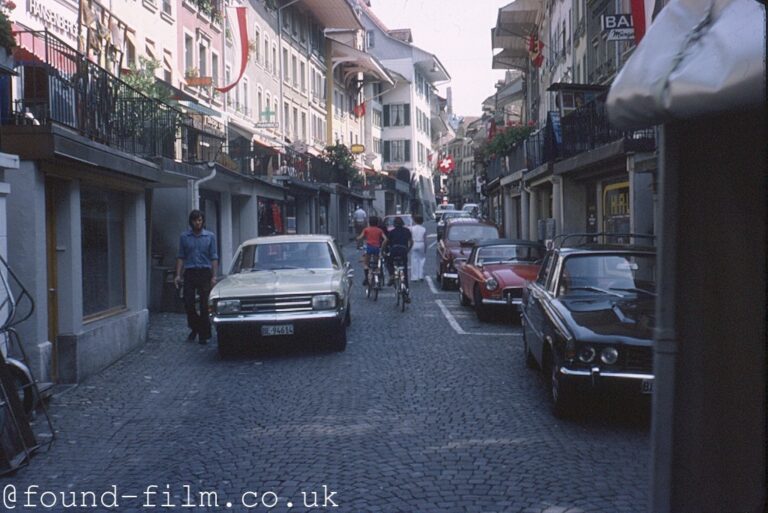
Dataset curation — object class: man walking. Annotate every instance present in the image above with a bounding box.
[353,205,367,249]
[174,210,219,344]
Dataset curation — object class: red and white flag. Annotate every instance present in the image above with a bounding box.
[438,155,455,174]
[528,33,544,68]
[216,7,249,93]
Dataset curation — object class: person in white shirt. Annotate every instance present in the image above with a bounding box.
[353,206,367,248]
[409,215,427,281]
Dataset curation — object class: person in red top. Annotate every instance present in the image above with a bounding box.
[356,216,387,286]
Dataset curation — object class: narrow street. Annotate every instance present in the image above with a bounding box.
[3,223,650,513]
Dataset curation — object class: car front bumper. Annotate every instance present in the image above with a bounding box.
[560,366,654,393]
[212,310,344,339]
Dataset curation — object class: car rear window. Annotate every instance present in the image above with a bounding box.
[447,225,499,241]
[233,242,336,272]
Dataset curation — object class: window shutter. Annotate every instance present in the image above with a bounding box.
[403,104,410,126]
[383,106,390,127]
[404,140,411,162]
[383,141,391,162]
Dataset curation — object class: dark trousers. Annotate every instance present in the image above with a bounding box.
[387,250,409,287]
[183,267,213,339]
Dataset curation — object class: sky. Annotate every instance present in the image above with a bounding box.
[369,0,512,117]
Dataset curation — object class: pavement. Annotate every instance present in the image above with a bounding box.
[1,222,650,513]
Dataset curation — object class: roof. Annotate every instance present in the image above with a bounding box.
[301,0,363,31]
[473,238,545,248]
[241,234,334,246]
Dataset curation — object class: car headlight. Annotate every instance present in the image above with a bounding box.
[485,277,499,291]
[312,294,337,310]
[577,345,596,363]
[600,347,619,365]
[216,299,240,314]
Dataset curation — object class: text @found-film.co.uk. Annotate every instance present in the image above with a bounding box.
[1,484,340,510]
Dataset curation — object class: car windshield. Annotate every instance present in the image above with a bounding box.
[476,245,545,264]
[232,241,337,272]
[559,253,656,296]
[447,225,499,241]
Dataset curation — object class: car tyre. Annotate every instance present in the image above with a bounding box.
[549,354,575,418]
[473,286,492,322]
[330,324,347,352]
[459,280,471,306]
[344,303,351,327]
[521,320,538,369]
[217,327,238,358]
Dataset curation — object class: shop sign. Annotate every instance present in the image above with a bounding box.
[601,14,635,41]
[603,181,630,217]
[350,144,365,154]
[29,0,78,40]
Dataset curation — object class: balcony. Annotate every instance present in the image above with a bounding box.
[6,30,182,160]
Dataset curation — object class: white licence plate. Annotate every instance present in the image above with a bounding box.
[641,379,654,394]
[261,324,294,336]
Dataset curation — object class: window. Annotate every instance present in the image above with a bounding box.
[242,78,250,115]
[198,39,208,77]
[292,107,298,139]
[383,140,411,163]
[253,27,261,63]
[272,46,277,76]
[257,89,263,118]
[300,62,306,92]
[282,48,289,81]
[373,137,381,153]
[284,102,290,134]
[162,0,172,16]
[264,36,270,70]
[81,187,125,318]
[301,112,307,140]
[211,52,219,87]
[372,109,382,128]
[384,104,410,127]
[292,55,298,87]
[366,30,375,49]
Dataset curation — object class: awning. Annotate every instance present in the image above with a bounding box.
[176,100,220,117]
[300,0,363,31]
[329,39,393,85]
[493,0,541,48]
[607,0,765,129]
[492,46,529,71]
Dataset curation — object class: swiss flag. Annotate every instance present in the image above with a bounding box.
[528,33,544,68]
[353,102,366,118]
[438,155,455,174]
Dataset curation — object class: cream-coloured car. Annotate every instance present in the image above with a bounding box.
[208,235,352,356]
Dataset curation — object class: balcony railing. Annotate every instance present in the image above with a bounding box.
[8,30,182,160]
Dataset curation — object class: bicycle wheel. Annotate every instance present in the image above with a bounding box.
[373,273,379,301]
[394,274,400,306]
[365,270,372,299]
[400,283,407,312]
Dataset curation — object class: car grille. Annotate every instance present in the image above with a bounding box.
[624,346,653,372]
[503,288,523,302]
[239,295,314,314]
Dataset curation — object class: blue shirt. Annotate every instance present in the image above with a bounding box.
[177,229,219,269]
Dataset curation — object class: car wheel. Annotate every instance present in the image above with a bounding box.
[549,354,575,418]
[473,286,492,322]
[330,324,347,352]
[344,303,351,327]
[521,320,538,369]
[459,280,471,306]
[217,327,238,358]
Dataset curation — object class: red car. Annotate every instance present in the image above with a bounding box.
[457,239,545,321]
[436,218,500,290]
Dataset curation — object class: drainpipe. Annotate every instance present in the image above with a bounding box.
[192,161,217,210]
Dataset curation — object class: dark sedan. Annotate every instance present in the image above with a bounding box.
[521,236,656,417]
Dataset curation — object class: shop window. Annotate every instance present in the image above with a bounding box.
[81,187,125,318]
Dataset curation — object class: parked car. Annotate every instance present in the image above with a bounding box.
[457,239,545,321]
[436,218,500,290]
[436,210,471,241]
[382,214,414,232]
[461,203,480,217]
[521,234,656,417]
[208,235,353,357]
[434,203,456,221]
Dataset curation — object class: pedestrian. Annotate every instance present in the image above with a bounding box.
[353,205,367,249]
[174,209,219,344]
[410,215,427,281]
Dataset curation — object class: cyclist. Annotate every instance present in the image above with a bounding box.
[382,216,412,295]
[356,216,387,286]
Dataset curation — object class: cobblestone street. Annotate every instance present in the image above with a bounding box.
[3,238,650,513]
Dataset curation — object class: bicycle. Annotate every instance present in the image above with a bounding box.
[365,254,383,301]
[392,256,409,312]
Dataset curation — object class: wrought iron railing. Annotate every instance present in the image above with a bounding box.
[8,30,182,160]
